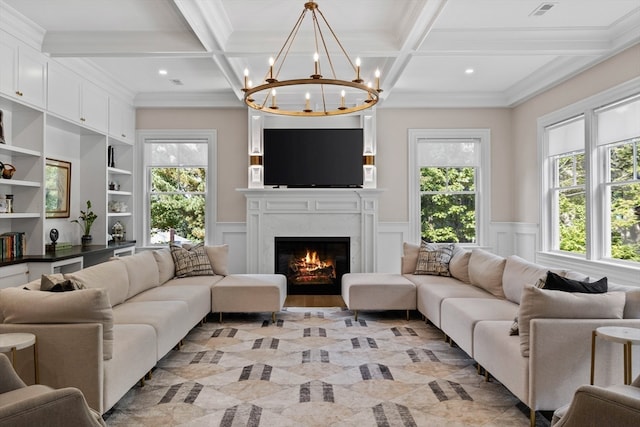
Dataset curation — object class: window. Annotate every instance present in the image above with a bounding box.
[597,97,640,262]
[541,88,640,265]
[547,117,586,254]
[409,129,490,245]
[138,131,216,247]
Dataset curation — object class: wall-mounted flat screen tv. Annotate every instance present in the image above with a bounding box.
[263,128,363,188]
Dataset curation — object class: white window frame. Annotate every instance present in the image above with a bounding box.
[537,77,640,282]
[136,130,217,247]
[408,129,491,246]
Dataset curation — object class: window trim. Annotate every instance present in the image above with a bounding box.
[136,130,217,247]
[408,129,491,245]
[537,77,640,282]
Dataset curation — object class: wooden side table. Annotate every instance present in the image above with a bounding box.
[0,332,39,384]
[591,326,640,385]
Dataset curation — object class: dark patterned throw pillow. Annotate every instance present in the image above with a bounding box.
[170,243,214,278]
[414,241,455,276]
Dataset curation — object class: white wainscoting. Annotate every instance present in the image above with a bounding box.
[213,221,540,274]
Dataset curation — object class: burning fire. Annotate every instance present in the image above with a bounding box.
[289,249,335,283]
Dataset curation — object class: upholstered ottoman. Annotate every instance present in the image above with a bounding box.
[211,274,287,322]
[341,273,416,320]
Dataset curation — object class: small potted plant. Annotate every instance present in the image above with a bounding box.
[72,200,98,245]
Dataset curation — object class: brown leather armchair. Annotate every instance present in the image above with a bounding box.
[551,375,640,427]
[0,353,105,427]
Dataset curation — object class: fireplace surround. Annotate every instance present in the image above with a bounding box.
[240,188,382,277]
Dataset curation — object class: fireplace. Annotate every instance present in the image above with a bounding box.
[275,237,350,295]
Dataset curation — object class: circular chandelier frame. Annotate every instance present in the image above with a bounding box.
[242,1,381,117]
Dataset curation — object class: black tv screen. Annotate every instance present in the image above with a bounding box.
[263,128,363,188]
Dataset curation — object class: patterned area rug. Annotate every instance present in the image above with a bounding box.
[104,308,550,426]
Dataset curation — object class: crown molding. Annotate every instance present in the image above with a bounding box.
[134,91,243,108]
[0,1,45,49]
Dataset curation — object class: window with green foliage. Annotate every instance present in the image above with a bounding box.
[420,167,476,243]
[604,140,640,261]
[554,152,586,254]
[145,140,209,245]
[412,134,486,244]
[543,93,640,264]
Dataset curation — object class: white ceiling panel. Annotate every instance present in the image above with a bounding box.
[0,0,637,108]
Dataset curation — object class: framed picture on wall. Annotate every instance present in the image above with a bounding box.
[45,158,71,218]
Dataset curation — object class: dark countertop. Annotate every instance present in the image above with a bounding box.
[0,241,136,267]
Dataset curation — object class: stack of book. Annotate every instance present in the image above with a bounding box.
[0,231,26,260]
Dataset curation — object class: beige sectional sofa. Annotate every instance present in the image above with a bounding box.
[343,242,640,426]
[0,246,286,415]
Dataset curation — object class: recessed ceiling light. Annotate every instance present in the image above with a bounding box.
[465,68,475,75]
[158,69,168,76]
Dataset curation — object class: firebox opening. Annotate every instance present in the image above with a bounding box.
[275,237,350,295]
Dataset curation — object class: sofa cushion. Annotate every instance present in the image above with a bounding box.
[518,285,625,357]
[170,244,214,277]
[66,260,130,307]
[502,255,563,304]
[153,248,175,284]
[401,242,420,274]
[115,251,160,299]
[544,271,607,293]
[414,242,454,276]
[205,244,229,276]
[0,287,114,360]
[468,249,506,298]
[449,247,471,284]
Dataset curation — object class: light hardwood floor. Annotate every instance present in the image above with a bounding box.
[284,294,346,307]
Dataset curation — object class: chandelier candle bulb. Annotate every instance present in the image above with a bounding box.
[270,89,278,109]
[375,69,381,91]
[304,92,312,112]
[354,57,363,83]
[339,90,346,110]
[312,52,321,78]
[267,57,275,83]
[243,68,249,89]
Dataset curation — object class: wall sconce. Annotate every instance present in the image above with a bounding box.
[363,155,376,188]
[248,155,263,188]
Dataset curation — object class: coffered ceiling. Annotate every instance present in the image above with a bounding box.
[2,0,639,108]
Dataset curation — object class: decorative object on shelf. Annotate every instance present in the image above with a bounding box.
[0,109,5,144]
[71,200,97,246]
[45,158,71,218]
[5,194,13,213]
[111,221,124,243]
[108,200,127,213]
[107,145,115,168]
[0,162,16,179]
[242,1,382,117]
[108,181,120,191]
[49,228,59,251]
[0,195,7,213]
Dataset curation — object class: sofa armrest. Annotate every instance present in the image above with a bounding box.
[552,384,640,427]
[0,323,104,413]
[529,318,640,411]
[0,386,105,427]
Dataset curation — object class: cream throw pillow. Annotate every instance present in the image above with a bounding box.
[153,248,176,284]
[449,247,471,284]
[401,242,420,274]
[518,285,625,357]
[205,244,229,276]
[0,287,114,360]
[468,249,506,298]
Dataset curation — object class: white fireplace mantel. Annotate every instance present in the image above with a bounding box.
[239,188,383,275]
